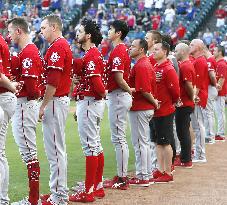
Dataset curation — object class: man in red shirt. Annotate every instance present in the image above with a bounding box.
[145,30,162,66]
[0,33,21,205]
[213,45,227,141]
[176,21,186,40]
[174,43,195,168]
[189,39,209,163]
[39,15,73,205]
[104,20,132,190]
[215,5,226,28]
[69,18,106,203]
[8,18,43,205]
[128,39,158,186]
[144,30,162,173]
[203,47,218,144]
[151,42,180,183]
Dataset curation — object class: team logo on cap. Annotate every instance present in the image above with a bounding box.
[50,52,60,63]
[113,57,121,66]
[87,61,95,70]
[22,58,32,69]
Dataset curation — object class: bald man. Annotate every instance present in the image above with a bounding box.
[189,39,209,163]
[174,43,195,168]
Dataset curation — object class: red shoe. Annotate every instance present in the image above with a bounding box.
[94,188,105,198]
[149,169,163,184]
[69,192,95,203]
[111,176,129,190]
[40,194,50,201]
[174,158,181,166]
[103,176,119,188]
[215,135,225,142]
[129,177,149,187]
[153,172,174,183]
[41,198,55,205]
[171,165,175,173]
[180,161,193,168]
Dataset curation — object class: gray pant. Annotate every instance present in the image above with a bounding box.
[191,105,206,160]
[129,110,154,180]
[12,98,39,163]
[215,96,226,136]
[76,97,105,156]
[106,89,132,177]
[0,92,16,205]
[204,85,218,140]
[42,96,70,205]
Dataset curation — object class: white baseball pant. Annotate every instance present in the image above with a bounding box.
[215,96,226,137]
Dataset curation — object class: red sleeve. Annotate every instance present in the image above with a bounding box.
[194,59,208,89]
[73,58,84,76]
[46,45,66,71]
[110,47,125,72]
[135,65,152,92]
[23,77,40,99]
[181,65,193,82]
[217,63,227,79]
[0,48,3,73]
[207,57,216,72]
[47,69,61,88]
[86,57,103,77]
[90,76,105,96]
[165,69,180,103]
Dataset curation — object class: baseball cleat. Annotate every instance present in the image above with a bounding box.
[215,135,225,142]
[128,177,149,187]
[69,191,95,203]
[153,172,174,183]
[94,188,105,198]
[174,160,193,168]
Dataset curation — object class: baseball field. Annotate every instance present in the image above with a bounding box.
[6,102,227,204]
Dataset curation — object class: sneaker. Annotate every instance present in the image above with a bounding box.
[40,194,50,201]
[149,169,163,184]
[176,161,193,168]
[128,177,149,187]
[215,135,225,142]
[94,188,105,198]
[174,157,181,166]
[69,192,95,203]
[192,157,207,163]
[11,197,42,205]
[205,138,215,144]
[153,172,174,183]
[111,176,129,190]
[103,176,119,189]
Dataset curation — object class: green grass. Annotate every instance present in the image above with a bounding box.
[7,104,135,201]
[6,103,227,201]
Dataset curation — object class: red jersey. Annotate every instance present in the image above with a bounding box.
[12,43,43,98]
[154,60,180,117]
[148,54,157,66]
[45,37,73,96]
[193,56,209,108]
[151,15,161,30]
[176,24,186,39]
[178,60,195,108]
[0,34,11,93]
[106,43,131,91]
[216,59,227,96]
[129,56,156,111]
[80,46,105,99]
[215,9,226,19]
[207,55,217,85]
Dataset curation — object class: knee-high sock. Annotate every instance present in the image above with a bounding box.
[85,156,98,194]
[27,160,40,205]
[95,152,104,190]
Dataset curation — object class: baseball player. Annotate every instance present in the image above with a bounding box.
[0,33,20,205]
[69,18,106,203]
[7,18,43,205]
[189,39,209,163]
[174,43,195,168]
[213,45,226,141]
[151,42,180,183]
[104,20,132,190]
[39,15,73,205]
[144,30,162,173]
[203,47,217,144]
[128,39,158,186]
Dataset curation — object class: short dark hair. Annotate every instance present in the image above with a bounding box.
[138,39,148,54]
[81,18,103,46]
[7,17,29,33]
[147,30,162,44]
[43,14,63,31]
[161,41,170,56]
[110,20,129,40]
[217,45,225,56]
[162,34,174,51]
